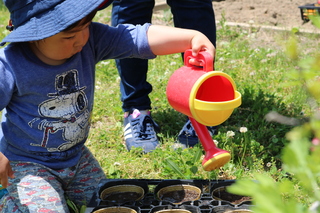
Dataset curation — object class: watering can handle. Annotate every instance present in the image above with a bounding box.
[184,49,214,71]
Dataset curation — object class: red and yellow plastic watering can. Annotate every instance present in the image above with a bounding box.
[166,49,242,171]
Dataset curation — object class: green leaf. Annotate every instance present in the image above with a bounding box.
[309,15,320,29]
[67,199,79,213]
[164,158,186,178]
[80,205,86,213]
[291,27,299,34]
[192,147,202,164]
[285,36,298,60]
[190,166,198,175]
[108,164,115,175]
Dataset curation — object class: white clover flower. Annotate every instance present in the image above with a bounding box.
[213,140,219,145]
[114,162,121,166]
[100,61,110,66]
[266,162,272,167]
[254,48,261,53]
[226,131,235,138]
[266,52,277,58]
[172,143,185,150]
[249,71,256,76]
[239,127,248,133]
[170,61,177,66]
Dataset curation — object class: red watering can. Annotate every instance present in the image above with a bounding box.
[166,49,241,171]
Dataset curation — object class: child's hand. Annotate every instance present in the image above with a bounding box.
[0,152,14,188]
[147,25,215,61]
[188,33,215,67]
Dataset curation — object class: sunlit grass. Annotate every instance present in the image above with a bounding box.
[0,5,319,182]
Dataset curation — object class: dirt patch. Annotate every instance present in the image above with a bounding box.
[212,0,320,33]
[153,0,320,51]
[154,0,320,33]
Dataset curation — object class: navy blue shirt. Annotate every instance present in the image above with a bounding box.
[0,22,155,169]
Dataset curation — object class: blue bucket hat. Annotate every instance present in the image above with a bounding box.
[1,0,113,43]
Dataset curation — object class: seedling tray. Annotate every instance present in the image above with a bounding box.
[86,179,253,213]
[298,3,320,22]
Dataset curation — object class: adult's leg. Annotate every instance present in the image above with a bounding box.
[111,0,160,153]
[167,0,218,147]
[167,0,216,47]
[111,0,155,112]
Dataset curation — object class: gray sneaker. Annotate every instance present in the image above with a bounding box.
[123,109,160,153]
[177,119,218,148]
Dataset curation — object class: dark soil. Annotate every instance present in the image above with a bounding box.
[102,191,142,203]
[160,189,200,203]
[212,187,251,205]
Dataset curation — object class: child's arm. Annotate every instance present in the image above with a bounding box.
[0,152,14,188]
[147,25,215,66]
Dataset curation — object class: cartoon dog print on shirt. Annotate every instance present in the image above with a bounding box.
[29,70,90,152]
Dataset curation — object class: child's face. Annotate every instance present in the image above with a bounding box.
[29,22,91,65]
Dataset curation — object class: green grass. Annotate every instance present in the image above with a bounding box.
[0,2,10,41]
[0,4,314,178]
[86,10,317,180]
[1,5,320,210]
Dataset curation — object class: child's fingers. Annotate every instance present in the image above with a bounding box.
[0,175,8,188]
[188,58,204,67]
[191,46,215,60]
[8,166,14,179]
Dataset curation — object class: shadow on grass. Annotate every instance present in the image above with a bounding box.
[153,87,303,165]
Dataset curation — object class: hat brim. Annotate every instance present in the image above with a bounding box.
[2,0,113,43]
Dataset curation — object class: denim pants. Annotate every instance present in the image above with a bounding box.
[111,0,216,112]
[0,146,105,212]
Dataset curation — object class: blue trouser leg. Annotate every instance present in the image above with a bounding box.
[111,0,216,112]
[111,0,155,112]
[167,0,216,54]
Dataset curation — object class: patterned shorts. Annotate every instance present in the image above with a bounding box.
[0,146,105,213]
